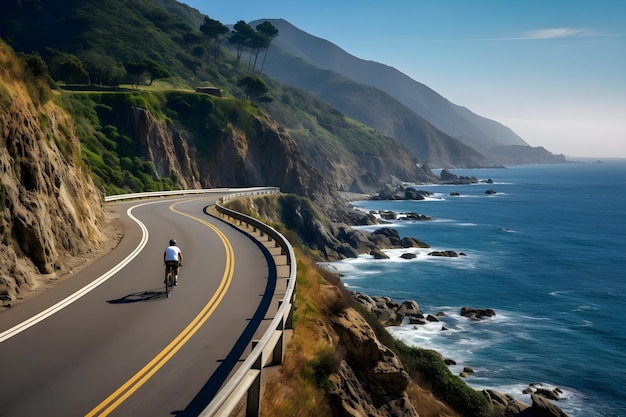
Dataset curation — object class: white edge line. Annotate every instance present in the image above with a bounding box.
[0,202,153,343]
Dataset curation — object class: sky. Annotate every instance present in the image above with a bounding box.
[182,0,626,158]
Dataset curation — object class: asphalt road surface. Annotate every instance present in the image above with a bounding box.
[0,195,278,416]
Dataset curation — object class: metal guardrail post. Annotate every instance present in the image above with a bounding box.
[247,341,262,417]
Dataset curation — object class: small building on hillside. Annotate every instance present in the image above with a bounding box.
[195,86,222,97]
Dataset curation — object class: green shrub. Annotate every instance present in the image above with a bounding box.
[393,342,492,417]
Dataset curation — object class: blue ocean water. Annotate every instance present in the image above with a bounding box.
[326,160,626,417]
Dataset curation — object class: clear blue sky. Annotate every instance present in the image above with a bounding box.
[182,0,626,158]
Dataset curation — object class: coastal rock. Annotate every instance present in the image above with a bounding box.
[461,306,496,320]
[404,187,431,200]
[400,253,416,259]
[440,169,479,184]
[428,250,460,257]
[531,394,570,417]
[426,314,440,322]
[483,389,530,416]
[399,212,433,221]
[397,300,420,317]
[370,249,390,259]
[351,294,423,326]
[373,185,433,201]
[529,385,564,401]
[486,188,497,194]
[329,308,417,417]
[371,227,429,249]
[379,210,397,220]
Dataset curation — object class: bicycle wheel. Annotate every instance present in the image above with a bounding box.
[165,269,173,298]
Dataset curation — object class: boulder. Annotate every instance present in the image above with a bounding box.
[370,249,389,259]
[329,308,418,417]
[483,389,530,416]
[426,314,440,322]
[400,212,433,221]
[400,253,416,260]
[428,250,459,257]
[397,300,420,316]
[404,188,432,200]
[531,394,570,417]
[379,210,397,220]
[461,306,496,320]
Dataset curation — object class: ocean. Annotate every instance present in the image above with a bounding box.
[324,159,626,417]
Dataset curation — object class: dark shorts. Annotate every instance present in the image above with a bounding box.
[165,260,179,267]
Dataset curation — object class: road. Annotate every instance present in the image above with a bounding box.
[0,195,278,416]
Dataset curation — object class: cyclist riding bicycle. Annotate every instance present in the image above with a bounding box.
[164,239,183,285]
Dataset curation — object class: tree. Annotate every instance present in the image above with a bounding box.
[255,21,279,74]
[143,59,170,85]
[21,52,48,78]
[45,48,89,84]
[125,61,148,89]
[199,16,229,60]
[228,20,255,68]
[237,75,272,103]
[247,31,271,74]
[82,51,125,86]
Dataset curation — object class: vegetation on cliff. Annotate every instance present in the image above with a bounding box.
[252,214,489,417]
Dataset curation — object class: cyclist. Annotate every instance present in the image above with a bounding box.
[164,239,183,285]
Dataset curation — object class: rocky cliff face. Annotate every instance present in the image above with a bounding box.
[129,104,362,224]
[131,107,202,189]
[329,307,418,417]
[0,43,106,307]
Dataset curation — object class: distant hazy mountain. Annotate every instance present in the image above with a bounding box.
[263,46,492,168]
[258,19,566,165]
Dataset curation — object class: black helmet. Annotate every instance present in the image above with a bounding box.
[169,239,177,246]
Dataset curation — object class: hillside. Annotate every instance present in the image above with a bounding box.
[258,19,567,166]
[1,0,442,194]
[0,42,109,307]
[260,47,492,168]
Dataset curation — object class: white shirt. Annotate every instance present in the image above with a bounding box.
[164,245,182,262]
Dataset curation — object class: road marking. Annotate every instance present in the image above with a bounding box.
[0,201,154,343]
[86,200,235,417]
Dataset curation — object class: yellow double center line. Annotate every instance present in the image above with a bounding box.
[86,201,234,416]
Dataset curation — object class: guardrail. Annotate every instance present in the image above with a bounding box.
[106,187,295,417]
[104,187,280,202]
[200,199,297,417]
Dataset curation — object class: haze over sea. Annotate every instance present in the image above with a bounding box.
[325,159,626,417]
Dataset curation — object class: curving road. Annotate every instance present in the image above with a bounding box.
[0,195,278,416]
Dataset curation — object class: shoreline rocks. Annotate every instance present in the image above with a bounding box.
[460,306,497,320]
[350,292,571,416]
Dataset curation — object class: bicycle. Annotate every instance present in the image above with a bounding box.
[164,262,180,298]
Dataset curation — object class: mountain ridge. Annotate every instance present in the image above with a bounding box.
[257,18,566,166]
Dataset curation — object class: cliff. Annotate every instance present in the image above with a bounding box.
[0,42,107,307]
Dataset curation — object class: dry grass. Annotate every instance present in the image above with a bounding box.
[260,248,343,417]
[407,382,461,417]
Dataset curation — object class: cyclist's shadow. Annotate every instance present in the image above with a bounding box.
[107,288,167,304]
